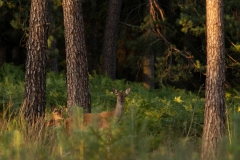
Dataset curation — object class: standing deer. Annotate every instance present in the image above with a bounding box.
[66,88,131,159]
[65,88,131,133]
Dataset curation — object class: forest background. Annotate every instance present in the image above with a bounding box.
[1,0,239,90]
[0,0,240,159]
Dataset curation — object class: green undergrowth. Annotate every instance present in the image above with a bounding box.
[0,63,240,159]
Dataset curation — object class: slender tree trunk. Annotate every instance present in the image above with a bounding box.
[201,0,226,159]
[142,0,156,89]
[143,54,155,89]
[102,0,122,79]
[24,0,48,124]
[62,0,91,113]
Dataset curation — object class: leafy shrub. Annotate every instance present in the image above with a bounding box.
[0,63,24,110]
[1,63,240,159]
[46,72,67,109]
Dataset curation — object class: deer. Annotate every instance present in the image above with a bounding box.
[46,108,64,127]
[48,88,130,159]
[65,88,131,134]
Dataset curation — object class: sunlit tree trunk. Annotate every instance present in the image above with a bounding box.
[201,0,226,159]
[24,0,48,124]
[102,0,122,79]
[62,0,91,113]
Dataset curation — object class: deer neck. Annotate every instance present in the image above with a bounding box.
[113,100,124,122]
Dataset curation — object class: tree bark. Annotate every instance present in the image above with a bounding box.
[142,0,156,89]
[24,0,48,124]
[62,0,91,113]
[102,0,122,79]
[201,0,226,159]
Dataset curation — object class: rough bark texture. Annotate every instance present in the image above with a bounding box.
[102,0,122,79]
[201,0,226,159]
[24,0,48,124]
[62,0,91,113]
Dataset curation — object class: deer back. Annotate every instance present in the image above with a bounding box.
[65,88,131,134]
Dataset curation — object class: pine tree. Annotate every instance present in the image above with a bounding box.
[24,0,48,124]
[201,0,226,159]
[62,0,91,113]
[102,0,122,79]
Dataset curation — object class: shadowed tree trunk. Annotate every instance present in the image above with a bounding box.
[201,0,226,159]
[143,54,155,89]
[142,0,157,89]
[24,0,48,124]
[102,0,122,79]
[86,0,99,73]
[62,0,91,113]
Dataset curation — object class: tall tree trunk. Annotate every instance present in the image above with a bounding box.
[142,0,157,89]
[24,0,48,124]
[62,0,91,113]
[102,0,122,79]
[201,0,226,159]
[86,0,98,73]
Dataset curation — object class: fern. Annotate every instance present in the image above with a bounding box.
[0,63,240,160]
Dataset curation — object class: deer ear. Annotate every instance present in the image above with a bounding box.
[113,87,118,95]
[125,88,131,95]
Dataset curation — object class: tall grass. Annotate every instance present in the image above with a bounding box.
[1,101,240,160]
[0,102,151,160]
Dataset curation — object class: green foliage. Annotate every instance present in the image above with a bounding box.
[177,13,205,36]
[155,51,200,85]
[0,64,68,110]
[1,64,240,159]
[175,0,240,86]
[1,0,240,90]
[53,0,62,7]
[0,63,24,109]
[230,44,240,53]
[46,72,66,108]
[88,72,205,151]
[177,2,205,36]
[0,0,3,7]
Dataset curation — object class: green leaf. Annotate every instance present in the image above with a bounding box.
[0,0,4,7]
[174,96,184,103]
